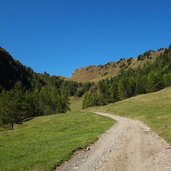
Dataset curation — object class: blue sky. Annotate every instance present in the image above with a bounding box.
[1,0,171,77]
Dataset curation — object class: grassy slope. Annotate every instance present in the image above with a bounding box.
[0,111,113,171]
[70,96,83,112]
[91,86,171,144]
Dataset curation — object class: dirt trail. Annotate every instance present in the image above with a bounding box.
[56,112,171,171]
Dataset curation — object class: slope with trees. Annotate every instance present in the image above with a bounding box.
[83,45,171,108]
[0,48,92,128]
[71,49,165,83]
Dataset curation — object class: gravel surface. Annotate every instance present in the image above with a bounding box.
[55,112,171,171]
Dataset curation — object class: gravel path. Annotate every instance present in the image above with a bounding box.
[56,112,171,171]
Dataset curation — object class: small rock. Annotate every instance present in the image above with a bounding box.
[87,147,90,151]
[73,166,78,170]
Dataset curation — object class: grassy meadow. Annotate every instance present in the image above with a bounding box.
[0,111,114,171]
[1,86,171,171]
[91,86,171,144]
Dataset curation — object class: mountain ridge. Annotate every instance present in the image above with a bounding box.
[70,48,165,83]
[0,46,167,86]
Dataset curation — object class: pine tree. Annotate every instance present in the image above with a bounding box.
[0,82,27,129]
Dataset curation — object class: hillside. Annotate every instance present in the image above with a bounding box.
[0,47,86,128]
[0,47,91,96]
[0,47,69,91]
[0,47,36,90]
[91,86,171,144]
[70,49,165,83]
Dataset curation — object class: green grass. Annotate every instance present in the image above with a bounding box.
[0,111,114,171]
[91,86,171,144]
[70,97,83,112]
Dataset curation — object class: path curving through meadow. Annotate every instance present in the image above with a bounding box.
[56,112,171,171]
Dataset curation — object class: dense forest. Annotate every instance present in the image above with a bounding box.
[83,45,171,108]
[0,47,92,128]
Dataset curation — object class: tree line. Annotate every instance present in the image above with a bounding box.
[0,47,93,129]
[83,45,171,108]
[0,77,92,129]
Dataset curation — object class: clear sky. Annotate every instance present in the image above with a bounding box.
[1,0,171,77]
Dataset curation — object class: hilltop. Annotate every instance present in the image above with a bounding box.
[70,49,165,82]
